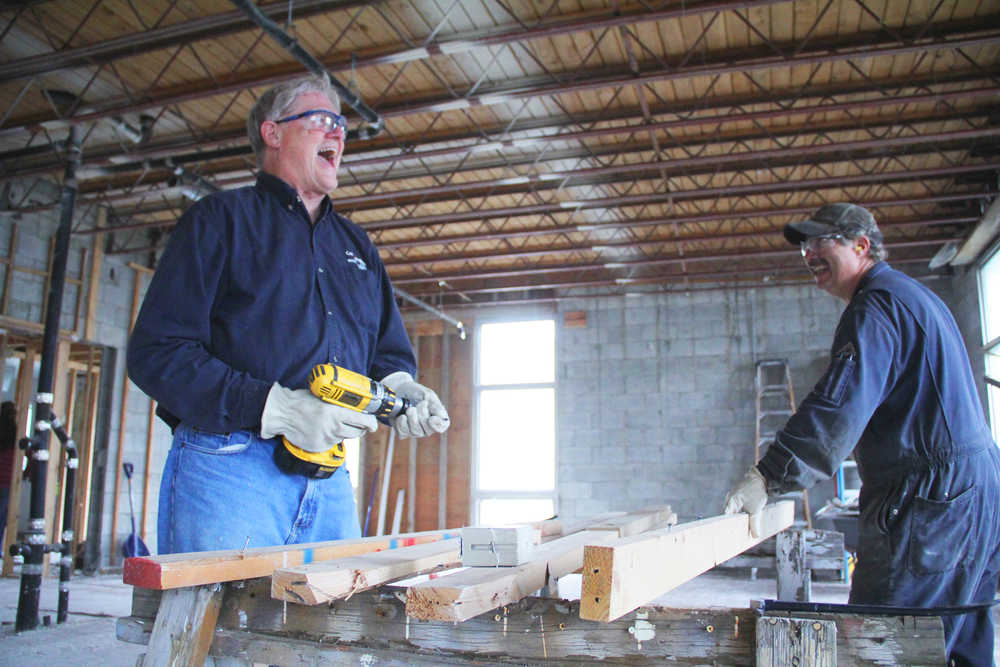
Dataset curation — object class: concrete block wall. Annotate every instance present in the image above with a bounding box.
[556,275,985,522]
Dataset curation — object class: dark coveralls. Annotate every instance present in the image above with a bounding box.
[757,261,1000,666]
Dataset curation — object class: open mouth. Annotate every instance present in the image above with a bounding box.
[318,147,339,165]
[807,260,830,279]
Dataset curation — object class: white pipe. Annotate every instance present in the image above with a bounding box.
[391,489,404,536]
[375,429,395,537]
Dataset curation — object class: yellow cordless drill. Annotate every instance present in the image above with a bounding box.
[273,364,412,479]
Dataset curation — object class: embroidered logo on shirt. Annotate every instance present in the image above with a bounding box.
[345,250,367,271]
[835,342,857,361]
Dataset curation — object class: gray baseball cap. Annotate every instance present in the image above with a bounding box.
[783,203,883,245]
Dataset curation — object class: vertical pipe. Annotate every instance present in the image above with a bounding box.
[53,420,76,624]
[376,430,395,537]
[407,335,419,533]
[437,332,450,529]
[15,125,79,632]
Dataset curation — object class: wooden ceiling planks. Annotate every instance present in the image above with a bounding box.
[0,0,997,300]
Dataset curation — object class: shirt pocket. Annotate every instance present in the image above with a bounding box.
[178,426,253,455]
[813,356,855,406]
[329,261,382,340]
[906,485,975,575]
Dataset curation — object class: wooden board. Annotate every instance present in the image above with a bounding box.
[757,616,836,666]
[124,529,460,590]
[271,538,461,605]
[580,501,794,622]
[139,584,223,667]
[119,580,947,665]
[406,529,621,622]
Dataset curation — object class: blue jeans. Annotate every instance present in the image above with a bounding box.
[157,424,361,554]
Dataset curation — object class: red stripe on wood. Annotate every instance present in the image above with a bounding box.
[123,556,164,590]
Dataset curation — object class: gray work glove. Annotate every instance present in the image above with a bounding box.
[381,371,450,438]
[722,466,769,538]
[260,382,377,452]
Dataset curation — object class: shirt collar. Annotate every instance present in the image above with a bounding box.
[852,261,889,298]
[255,172,333,218]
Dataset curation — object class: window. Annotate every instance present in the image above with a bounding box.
[980,242,1000,442]
[473,319,556,525]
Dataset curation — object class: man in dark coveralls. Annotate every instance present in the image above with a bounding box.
[723,202,1000,665]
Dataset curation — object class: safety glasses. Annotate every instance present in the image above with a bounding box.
[275,109,347,133]
[800,233,844,256]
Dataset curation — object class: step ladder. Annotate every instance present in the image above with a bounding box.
[754,359,811,528]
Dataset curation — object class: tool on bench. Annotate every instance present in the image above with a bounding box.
[274,364,412,479]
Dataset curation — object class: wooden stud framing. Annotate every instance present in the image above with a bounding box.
[2,347,34,577]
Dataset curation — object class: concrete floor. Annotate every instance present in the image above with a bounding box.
[0,570,145,667]
[0,566,852,666]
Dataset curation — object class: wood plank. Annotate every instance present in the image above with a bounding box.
[271,538,461,605]
[120,581,946,665]
[584,505,677,537]
[406,529,621,622]
[757,616,836,666]
[776,528,808,602]
[580,501,794,622]
[139,584,223,667]
[123,529,460,590]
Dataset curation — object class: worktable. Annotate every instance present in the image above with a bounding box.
[116,577,946,665]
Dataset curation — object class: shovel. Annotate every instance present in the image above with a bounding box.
[121,462,151,558]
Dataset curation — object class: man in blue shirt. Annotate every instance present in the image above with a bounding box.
[128,75,449,554]
[723,203,1000,665]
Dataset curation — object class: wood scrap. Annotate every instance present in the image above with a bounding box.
[580,501,794,622]
[124,529,460,590]
[271,538,461,605]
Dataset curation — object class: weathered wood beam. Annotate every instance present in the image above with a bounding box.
[580,501,795,622]
[138,584,222,667]
[117,580,947,665]
[406,529,620,622]
[124,529,459,590]
[271,538,461,605]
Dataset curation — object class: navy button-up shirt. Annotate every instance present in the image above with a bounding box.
[758,261,994,493]
[127,173,416,432]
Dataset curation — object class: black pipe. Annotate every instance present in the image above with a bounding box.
[13,124,80,633]
[757,598,1000,616]
[230,0,383,141]
[49,417,76,624]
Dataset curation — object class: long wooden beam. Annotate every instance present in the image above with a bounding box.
[124,529,460,590]
[580,501,795,622]
[271,538,461,605]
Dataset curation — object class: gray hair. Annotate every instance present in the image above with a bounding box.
[838,220,888,262]
[247,75,341,166]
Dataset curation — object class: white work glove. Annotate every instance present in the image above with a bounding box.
[260,382,377,452]
[381,371,450,438]
[723,466,769,538]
